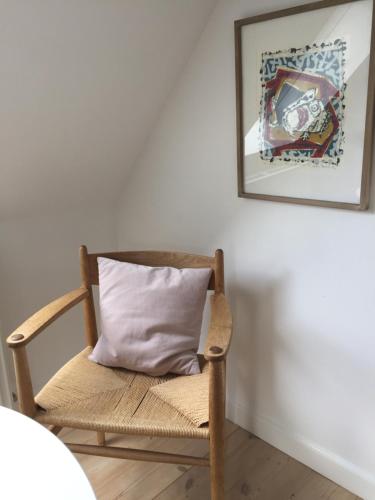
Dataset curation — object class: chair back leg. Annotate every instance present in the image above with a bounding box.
[97,431,106,446]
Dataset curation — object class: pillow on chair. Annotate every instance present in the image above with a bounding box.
[89,257,212,376]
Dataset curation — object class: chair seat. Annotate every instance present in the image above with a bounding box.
[35,347,209,439]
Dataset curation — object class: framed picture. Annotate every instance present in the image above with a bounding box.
[235,0,375,210]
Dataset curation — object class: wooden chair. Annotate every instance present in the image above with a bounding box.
[6,246,233,500]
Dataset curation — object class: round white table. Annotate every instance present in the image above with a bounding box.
[0,405,96,499]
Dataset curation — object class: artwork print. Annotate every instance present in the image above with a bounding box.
[259,40,346,166]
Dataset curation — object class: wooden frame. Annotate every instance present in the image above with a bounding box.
[235,0,375,210]
[6,246,233,500]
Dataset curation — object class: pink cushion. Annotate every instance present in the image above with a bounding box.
[89,257,212,376]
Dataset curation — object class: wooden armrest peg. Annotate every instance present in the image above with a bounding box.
[11,334,25,342]
[209,346,223,355]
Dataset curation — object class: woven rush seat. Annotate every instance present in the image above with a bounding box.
[35,346,209,439]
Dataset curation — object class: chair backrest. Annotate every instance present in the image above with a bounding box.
[80,247,224,293]
[79,246,225,347]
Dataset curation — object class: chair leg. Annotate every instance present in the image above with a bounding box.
[209,427,225,500]
[49,425,63,436]
[96,431,105,446]
[209,360,225,500]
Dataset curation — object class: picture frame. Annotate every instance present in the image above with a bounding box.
[235,0,375,210]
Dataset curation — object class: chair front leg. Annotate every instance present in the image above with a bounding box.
[11,346,36,417]
[209,359,225,500]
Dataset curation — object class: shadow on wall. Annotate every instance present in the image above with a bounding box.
[227,277,288,428]
[0,207,117,399]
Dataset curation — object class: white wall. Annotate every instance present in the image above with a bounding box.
[0,326,12,407]
[0,206,117,394]
[0,0,215,400]
[0,0,216,218]
[116,1,375,498]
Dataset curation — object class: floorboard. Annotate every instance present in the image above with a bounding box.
[60,422,360,500]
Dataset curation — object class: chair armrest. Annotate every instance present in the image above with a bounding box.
[6,287,89,348]
[204,293,233,361]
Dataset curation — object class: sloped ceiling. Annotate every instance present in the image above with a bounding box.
[0,0,216,217]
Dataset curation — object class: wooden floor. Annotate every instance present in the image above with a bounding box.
[60,422,360,500]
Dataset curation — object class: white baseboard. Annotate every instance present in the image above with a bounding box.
[227,399,375,500]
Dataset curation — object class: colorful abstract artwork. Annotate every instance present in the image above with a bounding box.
[259,40,346,166]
